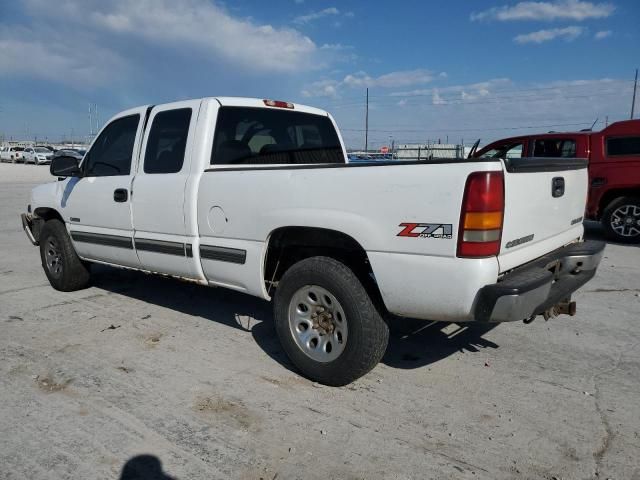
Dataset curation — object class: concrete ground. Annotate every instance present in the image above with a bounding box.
[0,162,638,480]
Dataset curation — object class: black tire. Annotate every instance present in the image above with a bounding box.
[39,219,91,291]
[601,196,640,244]
[273,256,389,386]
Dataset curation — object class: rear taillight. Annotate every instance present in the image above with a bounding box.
[457,171,504,258]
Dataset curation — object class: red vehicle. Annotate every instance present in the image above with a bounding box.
[473,120,640,243]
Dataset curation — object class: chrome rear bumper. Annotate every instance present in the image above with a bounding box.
[474,240,605,322]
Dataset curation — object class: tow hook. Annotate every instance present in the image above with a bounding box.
[524,300,577,323]
[543,300,577,320]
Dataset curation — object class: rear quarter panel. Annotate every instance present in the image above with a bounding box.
[196,160,503,320]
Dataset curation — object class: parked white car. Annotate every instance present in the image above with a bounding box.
[21,97,605,385]
[0,146,25,163]
[23,147,54,165]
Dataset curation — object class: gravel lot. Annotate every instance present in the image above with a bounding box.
[1,162,639,480]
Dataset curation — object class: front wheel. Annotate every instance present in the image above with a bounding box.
[39,219,91,291]
[602,196,640,243]
[273,256,389,386]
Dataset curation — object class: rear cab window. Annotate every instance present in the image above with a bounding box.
[533,138,576,158]
[210,107,345,166]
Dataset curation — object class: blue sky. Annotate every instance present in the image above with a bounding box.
[0,0,638,148]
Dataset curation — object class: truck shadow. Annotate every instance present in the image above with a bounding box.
[382,318,498,369]
[90,266,500,375]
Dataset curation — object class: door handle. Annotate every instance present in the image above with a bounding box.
[113,188,128,202]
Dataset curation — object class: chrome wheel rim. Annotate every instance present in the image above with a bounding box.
[610,204,640,238]
[45,238,63,277]
[288,285,348,363]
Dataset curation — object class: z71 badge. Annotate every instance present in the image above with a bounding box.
[397,223,453,239]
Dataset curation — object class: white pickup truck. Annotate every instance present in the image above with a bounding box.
[22,97,605,385]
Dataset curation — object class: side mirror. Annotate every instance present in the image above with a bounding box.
[50,156,81,177]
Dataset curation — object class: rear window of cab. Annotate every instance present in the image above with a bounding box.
[211,107,344,166]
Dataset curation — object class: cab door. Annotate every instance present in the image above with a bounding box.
[61,108,147,268]
[131,100,203,279]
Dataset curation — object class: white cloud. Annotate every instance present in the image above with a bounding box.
[343,69,435,88]
[301,69,438,98]
[294,7,340,24]
[391,78,512,101]
[594,29,612,39]
[432,89,446,105]
[326,77,631,148]
[514,26,584,43]
[20,0,321,74]
[0,27,128,89]
[471,0,614,21]
[301,79,341,98]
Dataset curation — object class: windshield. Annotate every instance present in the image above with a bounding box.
[211,107,344,165]
[35,147,49,153]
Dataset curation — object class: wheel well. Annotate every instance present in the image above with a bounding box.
[32,208,63,242]
[598,188,640,218]
[264,227,387,312]
[33,207,64,223]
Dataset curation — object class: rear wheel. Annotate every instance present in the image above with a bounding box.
[273,256,389,386]
[39,219,91,291]
[602,196,640,243]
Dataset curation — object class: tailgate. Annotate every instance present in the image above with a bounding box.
[498,157,588,272]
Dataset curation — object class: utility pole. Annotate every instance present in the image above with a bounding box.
[631,68,638,120]
[364,88,369,153]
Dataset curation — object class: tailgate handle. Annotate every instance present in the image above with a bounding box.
[552,177,565,198]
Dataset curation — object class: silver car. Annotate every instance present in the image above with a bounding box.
[24,147,54,165]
